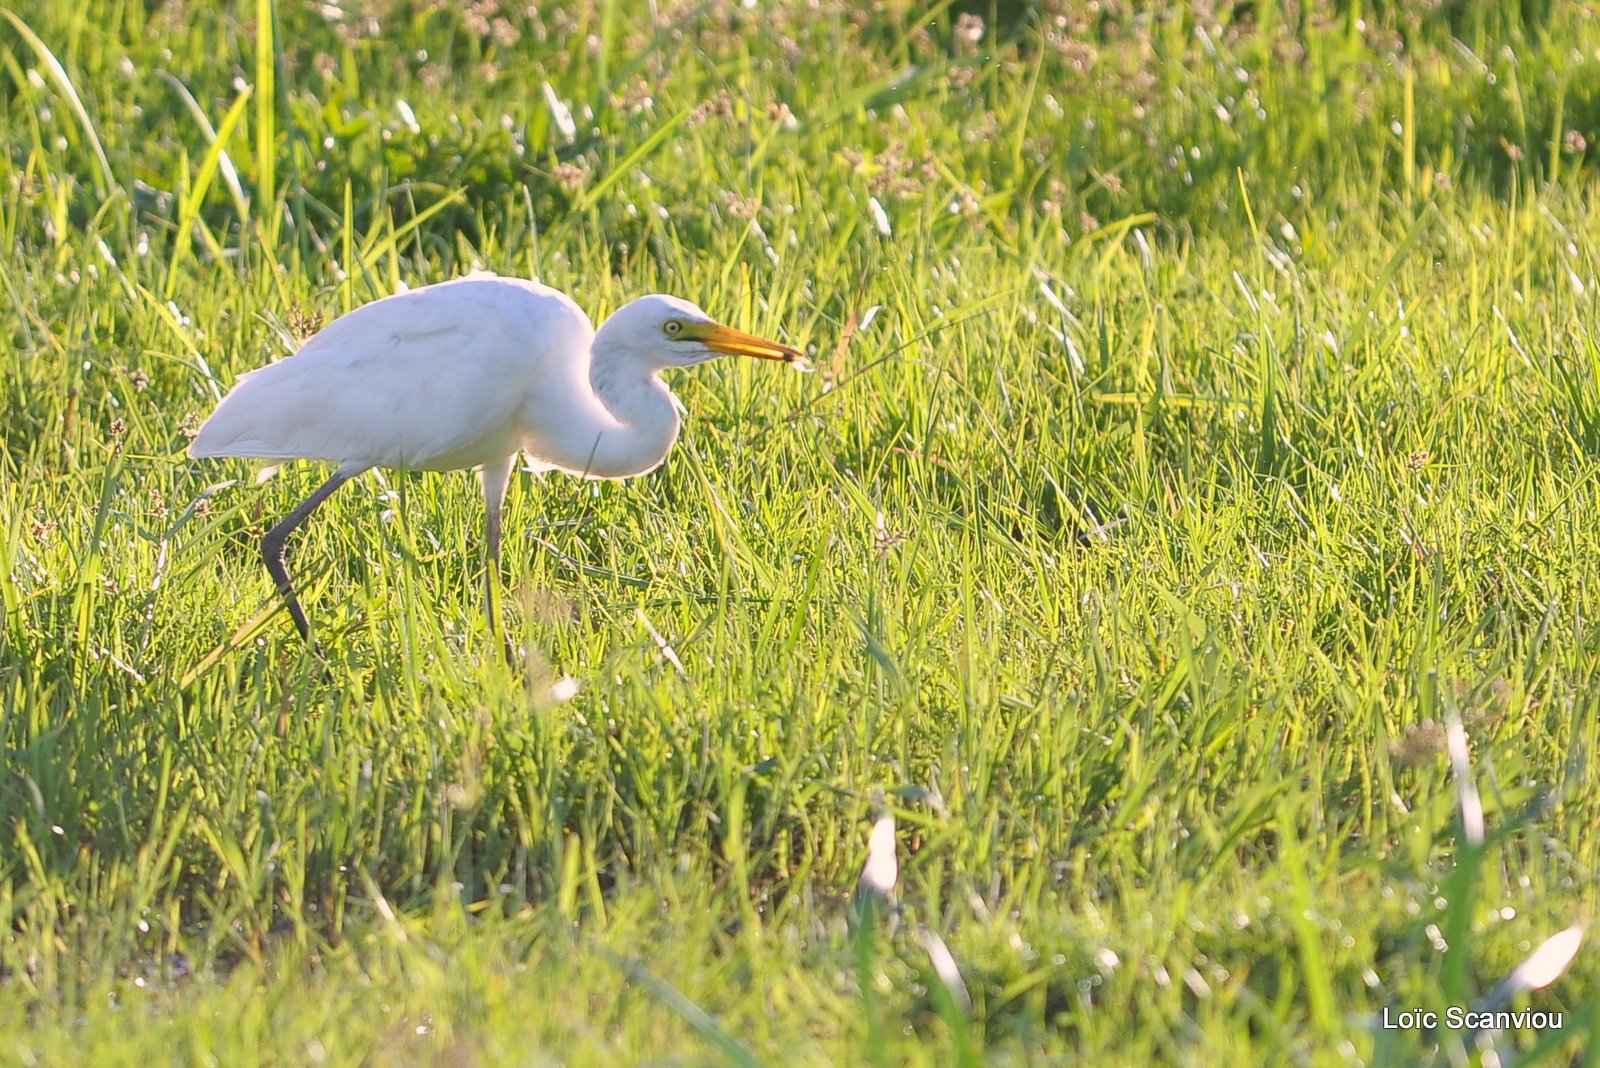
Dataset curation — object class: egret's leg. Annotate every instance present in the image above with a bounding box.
[261,464,366,642]
[479,457,515,639]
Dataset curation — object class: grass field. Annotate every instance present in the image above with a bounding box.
[3,0,1600,1062]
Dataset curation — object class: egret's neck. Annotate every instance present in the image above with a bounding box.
[577,361,681,479]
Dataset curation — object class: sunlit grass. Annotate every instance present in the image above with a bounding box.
[2,1,1599,1063]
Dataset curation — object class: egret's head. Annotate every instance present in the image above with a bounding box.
[596,294,801,370]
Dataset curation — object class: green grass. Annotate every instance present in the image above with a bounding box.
[3,0,1600,1063]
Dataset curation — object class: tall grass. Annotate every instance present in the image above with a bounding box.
[1,1,1598,1063]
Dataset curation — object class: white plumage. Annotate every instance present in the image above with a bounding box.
[190,274,800,644]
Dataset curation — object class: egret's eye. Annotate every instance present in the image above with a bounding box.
[664,319,685,337]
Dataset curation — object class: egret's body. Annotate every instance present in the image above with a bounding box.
[190,274,798,642]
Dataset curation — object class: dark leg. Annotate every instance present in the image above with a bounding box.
[261,465,366,642]
[479,458,515,641]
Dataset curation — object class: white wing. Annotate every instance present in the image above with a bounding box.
[189,276,596,471]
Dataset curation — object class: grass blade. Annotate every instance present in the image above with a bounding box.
[0,8,114,195]
[164,88,251,298]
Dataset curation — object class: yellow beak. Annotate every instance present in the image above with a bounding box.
[688,321,802,362]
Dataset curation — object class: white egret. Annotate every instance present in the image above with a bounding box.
[189,274,801,642]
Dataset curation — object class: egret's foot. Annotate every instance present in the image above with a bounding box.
[309,641,337,685]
